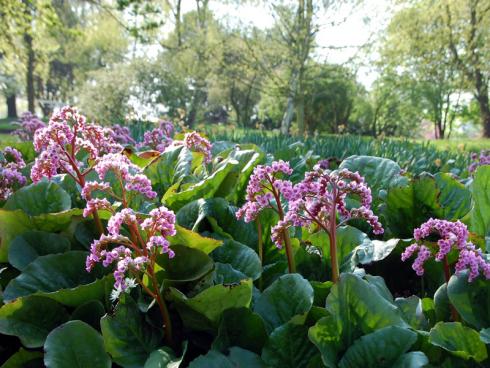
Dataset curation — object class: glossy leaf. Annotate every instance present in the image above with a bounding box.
[471,166,490,237]
[254,274,314,332]
[0,295,69,348]
[44,320,111,368]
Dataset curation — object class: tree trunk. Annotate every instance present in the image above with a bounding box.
[481,101,490,138]
[6,93,17,118]
[24,32,35,113]
[475,72,490,138]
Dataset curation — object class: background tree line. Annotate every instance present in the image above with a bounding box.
[0,0,489,138]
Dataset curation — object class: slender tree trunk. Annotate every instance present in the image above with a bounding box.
[475,76,490,138]
[280,74,297,135]
[6,94,17,118]
[24,32,35,113]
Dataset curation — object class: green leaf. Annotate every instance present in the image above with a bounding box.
[156,243,213,283]
[447,272,490,329]
[176,198,258,248]
[0,210,33,262]
[163,158,237,211]
[382,173,471,238]
[170,279,253,332]
[351,238,400,268]
[188,351,234,368]
[1,348,44,368]
[213,263,248,284]
[71,300,105,330]
[304,226,369,273]
[308,314,342,367]
[212,307,268,354]
[325,273,408,347]
[429,322,488,362]
[254,274,314,332]
[8,231,70,271]
[471,166,490,237]
[44,320,111,368]
[228,347,266,367]
[394,296,428,330]
[101,295,162,368]
[480,328,490,344]
[434,283,451,322]
[211,240,261,280]
[339,155,408,205]
[338,326,417,368]
[0,295,69,348]
[4,180,71,216]
[262,322,318,368]
[3,251,110,307]
[215,146,265,203]
[392,352,429,368]
[144,347,184,368]
[144,145,193,194]
[169,225,222,254]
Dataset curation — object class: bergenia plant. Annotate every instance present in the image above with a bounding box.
[272,167,384,283]
[469,150,490,174]
[401,219,490,283]
[31,106,122,234]
[106,124,136,145]
[83,153,176,346]
[0,146,27,201]
[139,120,175,152]
[236,160,297,273]
[12,111,46,140]
[181,131,213,164]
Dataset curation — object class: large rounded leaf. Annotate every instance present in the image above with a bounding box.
[3,251,110,307]
[189,348,265,368]
[100,296,162,368]
[0,295,69,348]
[339,155,408,206]
[4,180,71,216]
[254,274,314,332]
[325,273,408,346]
[44,320,111,368]
[163,158,237,211]
[176,198,258,248]
[212,307,268,354]
[8,231,70,271]
[447,272,490,329]
[262,322,318,368]
[338,326,417,368]
[471,166,490,237]
[392,352,429,368]
[156,243,213,283]
[170,279,253,332]
[0,210,32,262]
[429,322,488,362]
[169,225,222,254]
[211,240,261,280]
[1,348,44,368]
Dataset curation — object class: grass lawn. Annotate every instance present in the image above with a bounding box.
[425,138,490,152]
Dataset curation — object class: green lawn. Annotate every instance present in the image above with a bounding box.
[425,138,490,152]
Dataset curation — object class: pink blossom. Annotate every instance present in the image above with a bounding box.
[469,150,490,174]
[0,147,27,200]
[183,131,212,163]
[12,112,46,141]
[401,218,490,282]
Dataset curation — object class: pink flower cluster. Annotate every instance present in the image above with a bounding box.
[0,147,27,200]
[271,168,383,248]
[401,218,490,282]
[12,112,46,140]
[31,106,122,183]
[106,124,135,145]
[86,205,176,290]
[183,131,213,164]
[82,153,157,217]
[139,120,175,152]
[236,160,294,223]
[469,150,490,174]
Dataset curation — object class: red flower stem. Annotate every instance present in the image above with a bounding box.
[329,187,340,283]
[148,263,174,348]
[256,219,264,290]
[443,256,460,322]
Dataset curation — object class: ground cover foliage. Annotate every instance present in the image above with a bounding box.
[0,110,489,367]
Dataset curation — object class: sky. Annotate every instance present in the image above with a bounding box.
[209,0,394,89]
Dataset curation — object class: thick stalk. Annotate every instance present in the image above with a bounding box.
[256,219,264,290]
[443,257,459,321]
[276,204,296,273]
[78,174,104,235]
[329,188,339,283]
[148,264,174,348]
